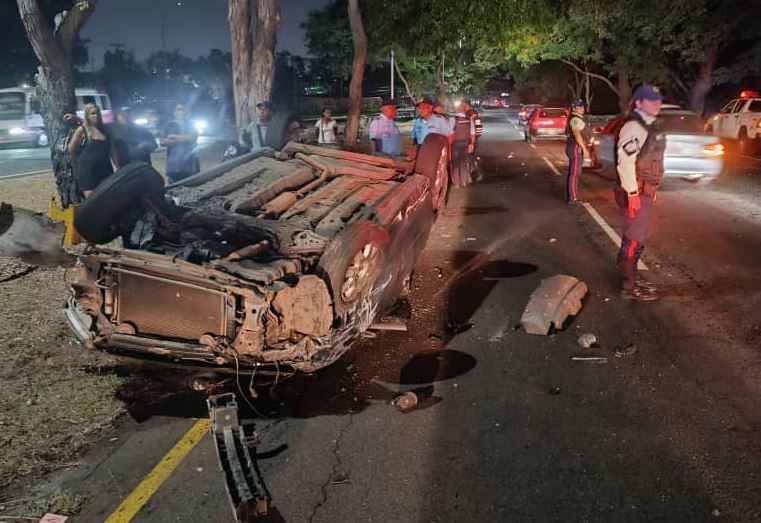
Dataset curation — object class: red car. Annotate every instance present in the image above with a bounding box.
[525,107,569,143]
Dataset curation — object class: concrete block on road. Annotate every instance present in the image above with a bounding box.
[521,274,588,335]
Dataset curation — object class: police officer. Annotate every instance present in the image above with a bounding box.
[368,98,402,156]
[615,85,664,301]
[410,97,453,158]
[566,99,589,203]
[449,99,477,187]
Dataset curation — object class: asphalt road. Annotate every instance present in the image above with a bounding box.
[31,111,761,522]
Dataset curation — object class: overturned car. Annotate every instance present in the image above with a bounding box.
[65,136,450,373]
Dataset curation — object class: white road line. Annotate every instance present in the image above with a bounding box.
[529,143,536,149]
[541,156,563,177]
[582,202,649,271]
[0,169,51,180]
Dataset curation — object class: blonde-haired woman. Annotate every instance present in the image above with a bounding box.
[67,103,114,197]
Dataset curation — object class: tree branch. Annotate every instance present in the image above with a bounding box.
[394,59,416,104]
[668,70,690,94]
[16,0,67,74]
[56,0,98,56]
[561,59,619,97]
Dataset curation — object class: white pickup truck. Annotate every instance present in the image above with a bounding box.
[706,91,761,155]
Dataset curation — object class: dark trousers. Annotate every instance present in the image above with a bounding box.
[614,186,655,289]
[450,141,472,187]
[566,142,583,201]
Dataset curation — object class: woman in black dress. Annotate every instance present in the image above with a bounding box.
[68,103,114,197]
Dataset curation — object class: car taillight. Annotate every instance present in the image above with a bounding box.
[703,143,724,156]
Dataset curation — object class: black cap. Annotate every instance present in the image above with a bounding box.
[380,97,397,107]
[571,98,584,107]
[416,96,434,106]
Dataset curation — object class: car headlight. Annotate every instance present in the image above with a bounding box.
[194,119,208,133]
[134,118,149,126]
[8,127,26,135]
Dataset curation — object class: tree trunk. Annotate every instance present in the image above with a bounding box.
[345,0,367,149]
[616,68,632,112]
[249,0,281,116]
[228,0,253,129]
[688,42,718,116]
[17,0,96,207]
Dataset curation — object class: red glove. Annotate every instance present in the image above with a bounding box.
[627,193,641,218]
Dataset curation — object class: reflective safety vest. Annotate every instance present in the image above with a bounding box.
[623,111,666,187]
[453,114,472,143]
[566,113,585,147]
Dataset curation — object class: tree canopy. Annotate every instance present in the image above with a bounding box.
[303,0,761,112]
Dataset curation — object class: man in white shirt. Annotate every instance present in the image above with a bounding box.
[368,98,402,156]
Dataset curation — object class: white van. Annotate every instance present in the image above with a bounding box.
[0,87,112,148]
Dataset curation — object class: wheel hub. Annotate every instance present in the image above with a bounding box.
[341,242,380,302]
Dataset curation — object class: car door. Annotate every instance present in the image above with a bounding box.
[713,100,737,138]
[728,99,747,139]
[595,115,624,168]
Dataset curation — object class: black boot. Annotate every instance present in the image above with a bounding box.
[634,253,657,292]
[619,256,657,301]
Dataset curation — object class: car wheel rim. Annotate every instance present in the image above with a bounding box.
[341,242,380,302]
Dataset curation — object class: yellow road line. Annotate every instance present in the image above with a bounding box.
[104,418,211,523]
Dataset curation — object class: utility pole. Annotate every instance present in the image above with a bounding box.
[390,49,395,100]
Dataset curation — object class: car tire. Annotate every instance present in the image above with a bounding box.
[74,162,166,244]
[317,220,389,317]
[739,128,755,156]
[264,111,302,150]
[414,133,449,213]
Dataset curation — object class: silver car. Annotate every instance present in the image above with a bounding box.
[592,109,724,183]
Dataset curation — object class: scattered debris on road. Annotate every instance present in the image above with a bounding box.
[577,333,597,348]
[571,356,608,364]
[369,317,408,332]
[207,393,269,522]
[614,343,637,358]
[549,238,557,243]
[392,391,419,412]
[521,275,588,335]
[548,387,562,395]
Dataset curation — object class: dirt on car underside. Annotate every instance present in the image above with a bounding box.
[66,139,445,373]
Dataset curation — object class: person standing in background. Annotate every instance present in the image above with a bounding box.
[315,107,338,145]
[160,102,199,182]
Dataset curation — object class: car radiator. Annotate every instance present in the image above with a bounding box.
[113,268,233,341]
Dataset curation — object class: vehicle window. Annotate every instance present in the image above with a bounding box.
[0,92,26,120]
[80,95,96,107]
[732,100,746,113]
[747,100,761,113]
[539,109,566,118]
[97,95,112,110]
[657,113,703,133]
[720,101,737,113]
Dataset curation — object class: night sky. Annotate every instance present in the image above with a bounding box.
[81,0,330,67]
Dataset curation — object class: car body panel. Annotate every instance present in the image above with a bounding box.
[66,142,441,373]
[593,110,724,182]
[526,108,568,141]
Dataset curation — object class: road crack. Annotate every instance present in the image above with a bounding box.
[308,414,354,523]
